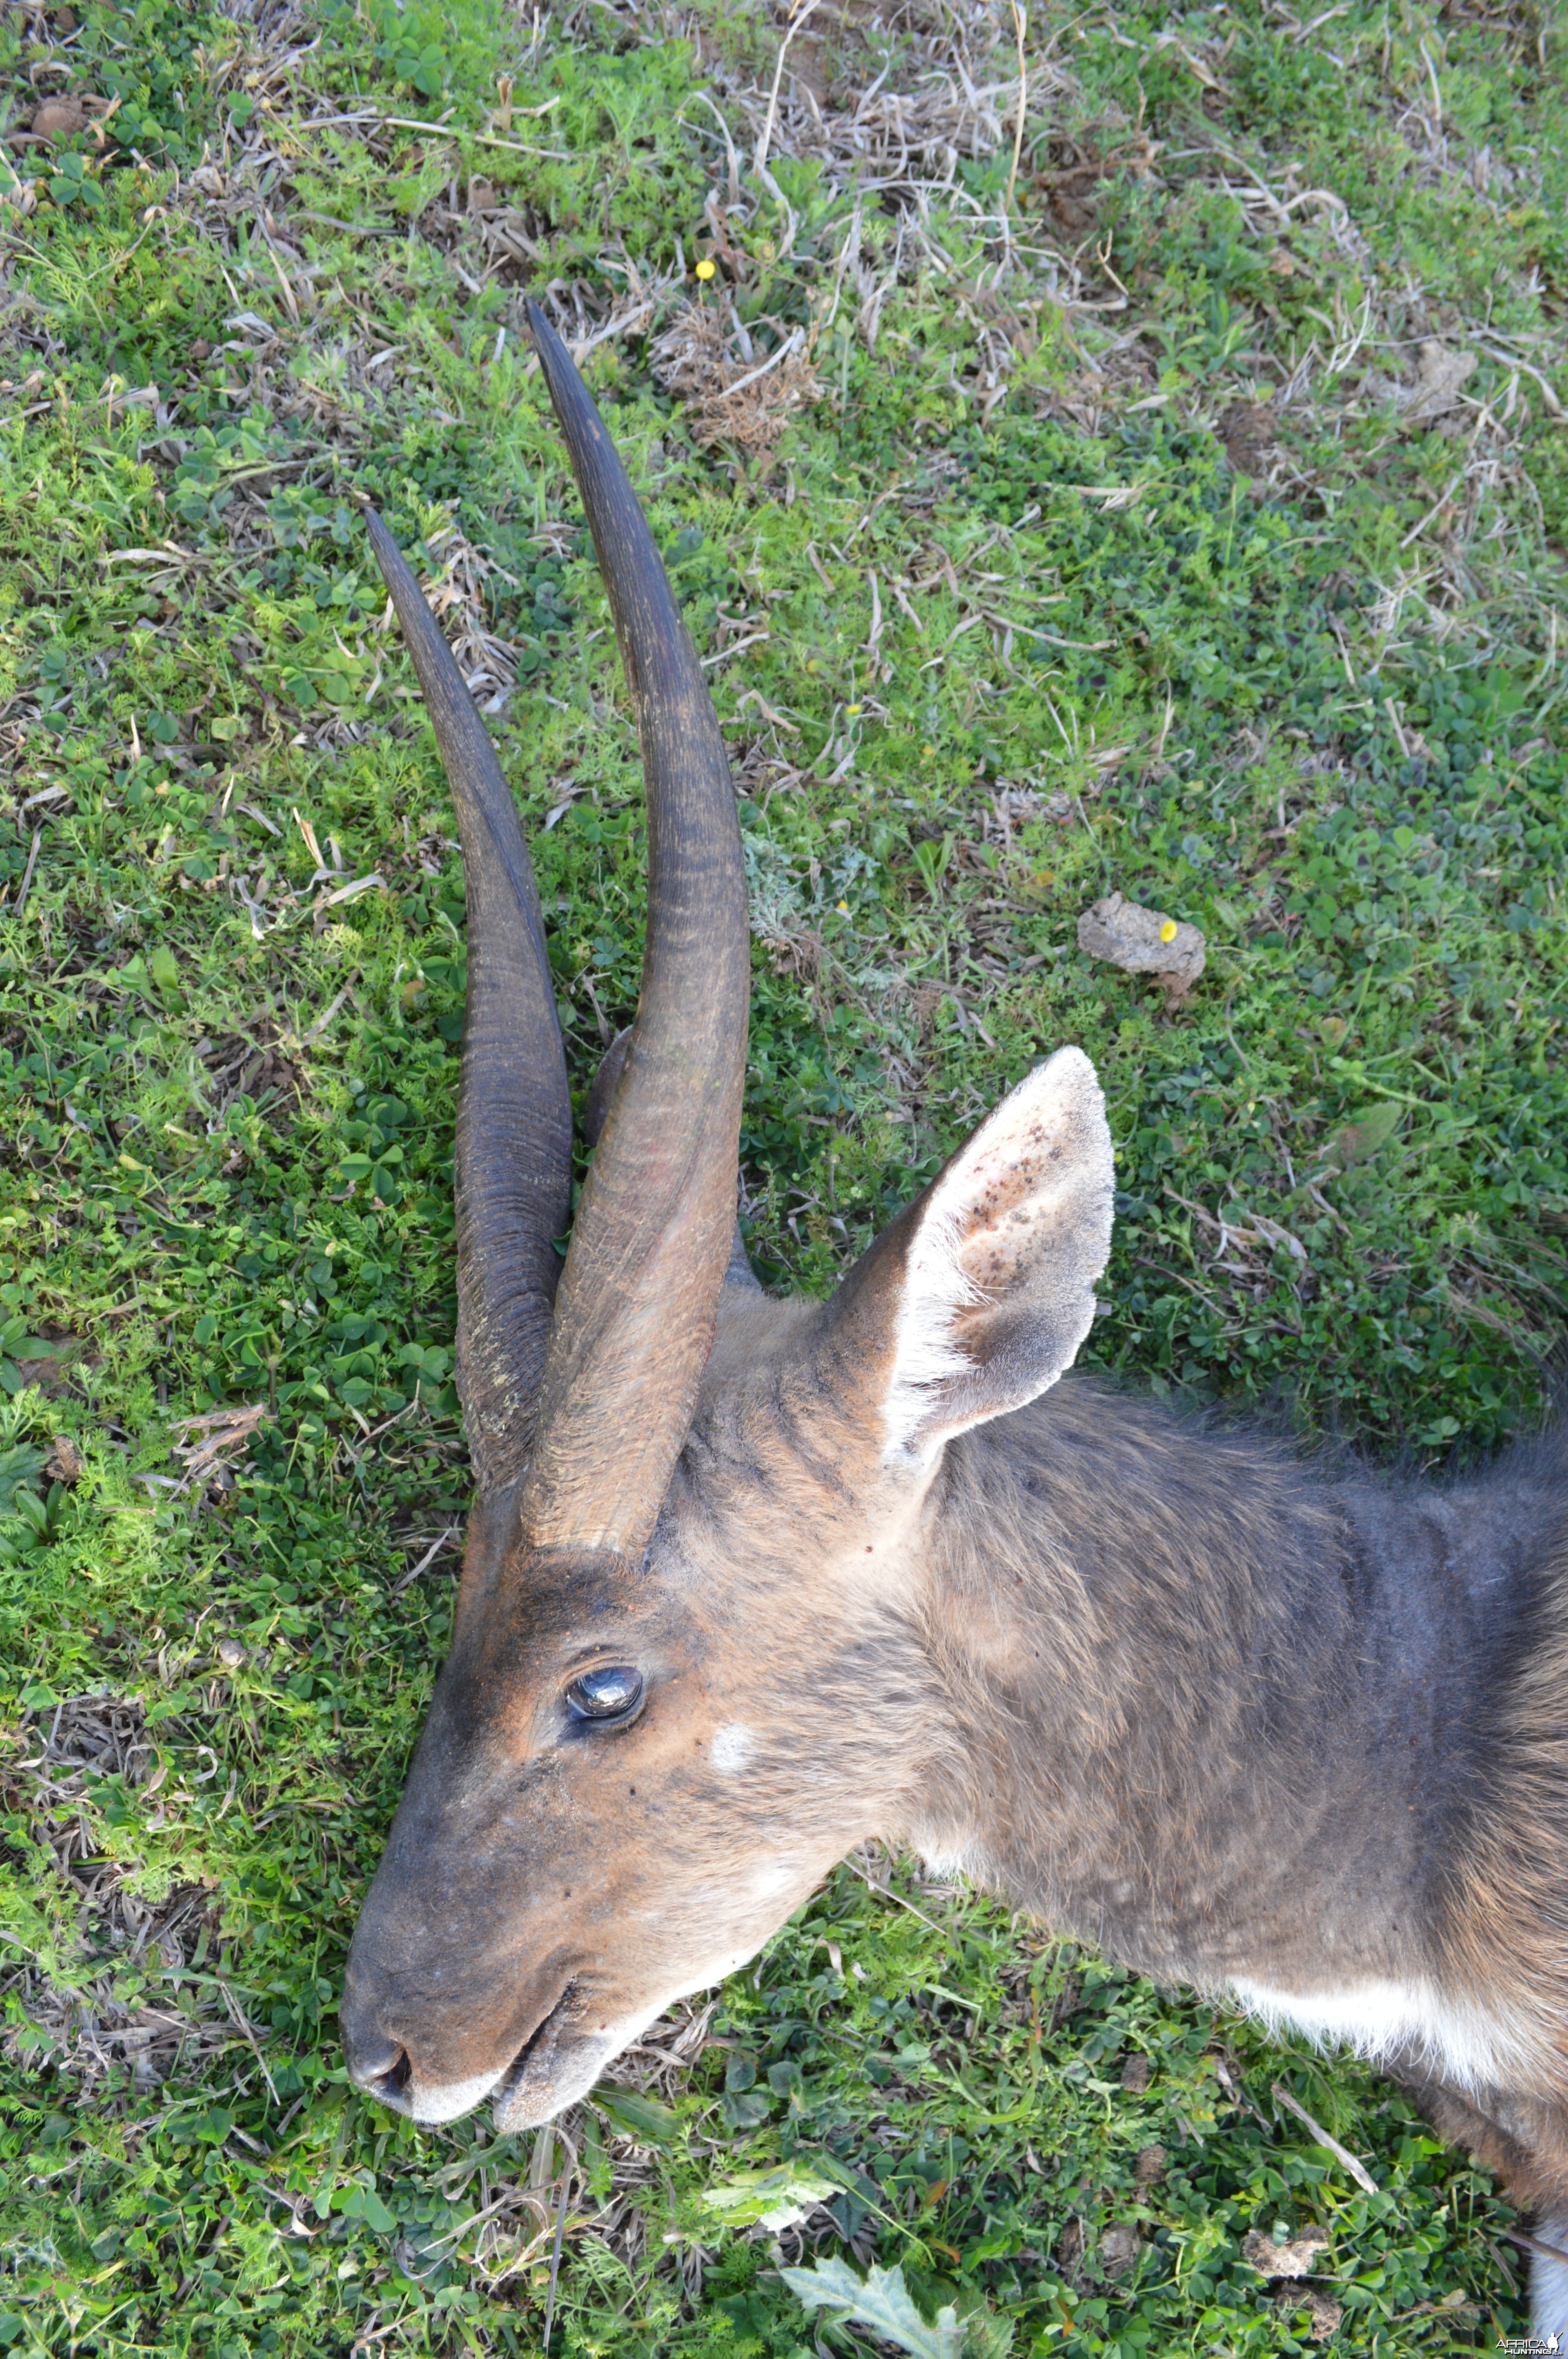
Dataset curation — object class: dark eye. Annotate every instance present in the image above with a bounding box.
[565,1665,644,1723]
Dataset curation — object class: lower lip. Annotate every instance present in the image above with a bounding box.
[492,1981,576,2109]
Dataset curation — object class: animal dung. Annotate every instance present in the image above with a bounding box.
[1241,2228,1332,2280]
[1399,340,1478,433]
[1076,891,1206,1005]
[1098,2222,1143,2279]
[30,96,90,144]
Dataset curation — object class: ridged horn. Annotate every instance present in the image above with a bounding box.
[364,511,573,1497]
[517,302,750,1559]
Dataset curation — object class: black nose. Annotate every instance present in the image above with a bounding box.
[341,1991,414,2105]
[368,2049,413,2104]
[348,2034,412,2105]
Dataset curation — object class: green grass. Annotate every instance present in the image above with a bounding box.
[0,0,1565,2348]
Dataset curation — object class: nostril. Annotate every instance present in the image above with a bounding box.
[346,2028,414,2102]
[376,2048,413,2099]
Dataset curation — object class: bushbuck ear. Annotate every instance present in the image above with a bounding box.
[880,1046,1114,1462]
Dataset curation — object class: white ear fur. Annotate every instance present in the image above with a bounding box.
[882,1046,1114,1464]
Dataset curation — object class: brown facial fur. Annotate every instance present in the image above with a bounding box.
[342,1277,947,2126]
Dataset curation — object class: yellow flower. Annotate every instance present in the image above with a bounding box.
[846,703,862,716]
[1160,918,1178,944]
[695,258,716,281]
[835,900,849,914]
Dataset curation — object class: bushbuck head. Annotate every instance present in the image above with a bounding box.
[341,305,1114,2132]
[341,322,1568,2346]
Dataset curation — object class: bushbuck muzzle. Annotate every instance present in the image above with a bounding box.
[344,307,1568,2340]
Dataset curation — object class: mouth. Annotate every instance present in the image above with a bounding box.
[486,1979,580,2125]
[355,1975,653,2133]
[352,1979,577,2128]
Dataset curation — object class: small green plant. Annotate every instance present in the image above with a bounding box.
[45,147,103,211]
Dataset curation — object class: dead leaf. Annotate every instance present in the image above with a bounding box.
[45,1437,84,1484]
[13,1337,84,1399]
[1120,2052,1151,2092]
[1243,2227,1331,2279]
[1133,2143,1166,2190]
[1401,341,1477,431]
[1036,152,1101,236]
[1077,891,1207,1006]
[1331,1101,1402,1167]
[761,925,824,984]
[164,1403,270,1496]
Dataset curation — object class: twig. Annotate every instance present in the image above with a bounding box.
[1270,2081,1377,2194]
[1472,340,1566,421]
[1399,471,1463,551]
[392,1527,461,1596]
[1307,1181,1351,1233]
[368,110,571,159]
[700,632,771,669]
[1418,38,1443,133]
[1484,2236,1519,2295]
[298,986,354,1046]
[843,1856,955,1950]
[220,1980,279,2106]
[690,89,742,209]
[1211,2052,1273,2132]
[755,0,826,182]
[11,827,43,920]
[1497,2225,1568,2270]
[541,2166,571,2353]
[296,211,401,239]
[1006,4,1028,215]
[707,329,804,405]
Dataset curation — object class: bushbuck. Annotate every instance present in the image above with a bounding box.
[344,302,1568,2337]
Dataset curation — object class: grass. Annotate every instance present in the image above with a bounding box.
[0,0,1564,2348]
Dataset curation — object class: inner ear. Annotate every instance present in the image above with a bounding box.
[885,1045,1114,1462]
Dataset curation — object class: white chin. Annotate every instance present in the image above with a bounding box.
[407,2063,509,2125]
[492,2033,622,2130]
[420,1945,771,2134]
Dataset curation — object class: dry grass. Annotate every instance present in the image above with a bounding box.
[1,1695,239,2101]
